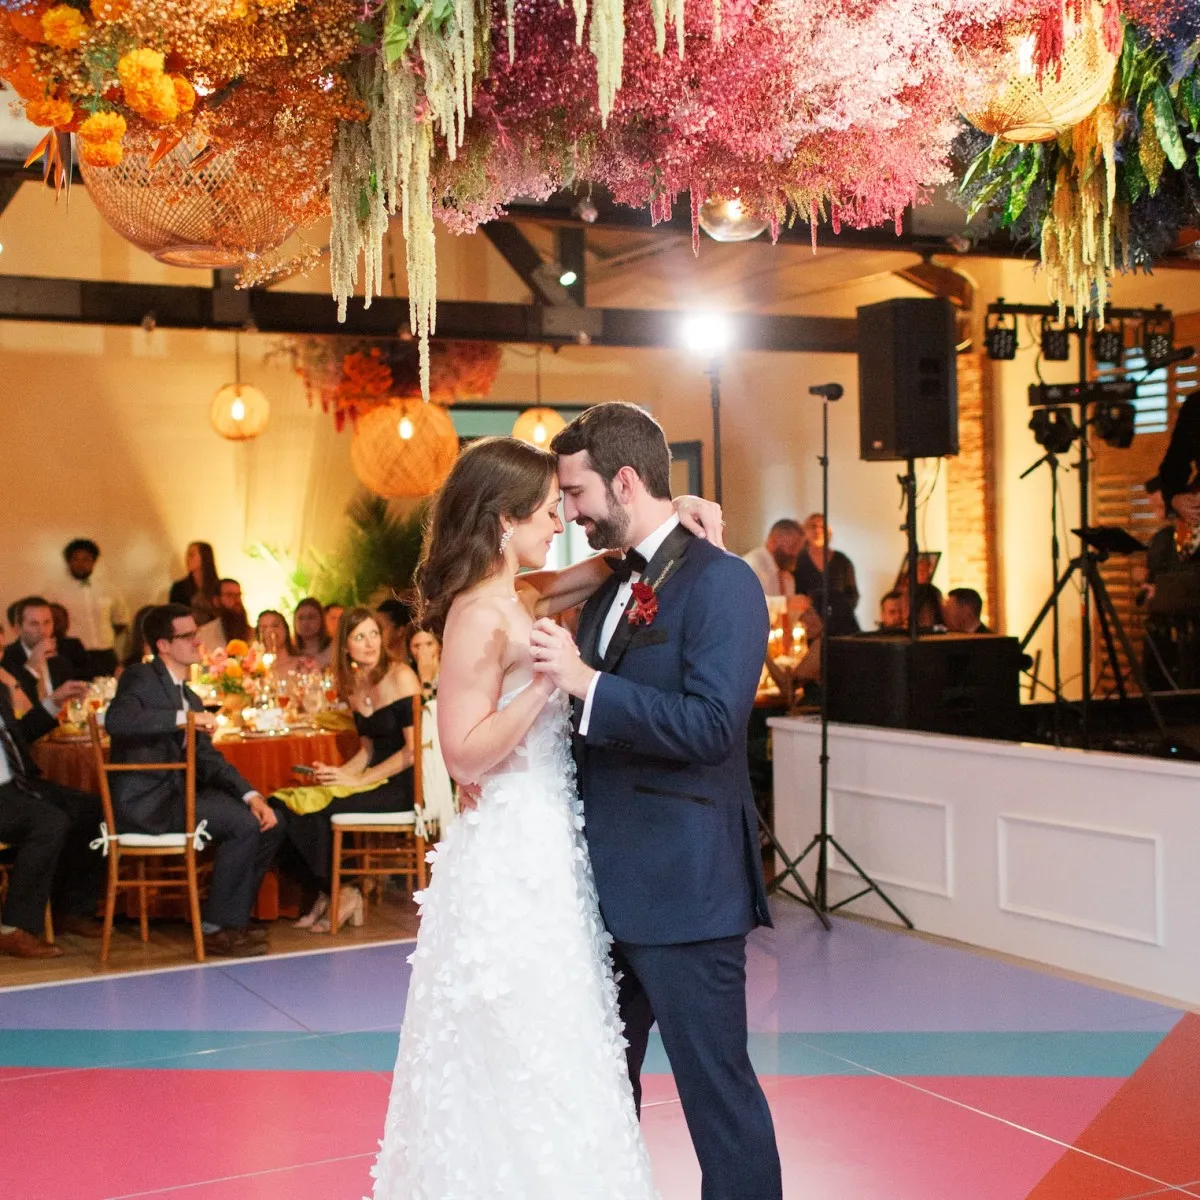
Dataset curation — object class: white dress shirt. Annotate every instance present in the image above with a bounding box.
[580,514,680,735]
[742,545,796,599]
[53,571,127,651]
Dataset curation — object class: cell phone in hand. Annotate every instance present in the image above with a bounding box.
[292,764,317,777]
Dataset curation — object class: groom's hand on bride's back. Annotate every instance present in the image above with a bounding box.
[530,618,596,699]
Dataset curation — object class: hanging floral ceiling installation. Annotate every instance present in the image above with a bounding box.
[3,0,1194,383]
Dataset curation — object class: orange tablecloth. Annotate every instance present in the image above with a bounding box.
[31,728,362,798]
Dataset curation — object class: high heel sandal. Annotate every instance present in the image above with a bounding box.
[313,886,363,934]
[294,893,329,930]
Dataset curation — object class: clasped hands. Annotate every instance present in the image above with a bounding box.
[530,619,595,700]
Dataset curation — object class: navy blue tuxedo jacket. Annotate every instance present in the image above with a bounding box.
[574,524,772,946]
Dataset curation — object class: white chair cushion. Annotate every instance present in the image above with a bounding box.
[117,833,193,849]
[330,811,417,827]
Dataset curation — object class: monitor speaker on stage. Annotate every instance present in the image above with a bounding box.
[857,298,959,461]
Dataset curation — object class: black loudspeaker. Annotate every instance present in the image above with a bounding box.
[826,634,1022,741]
[857,298,959,461]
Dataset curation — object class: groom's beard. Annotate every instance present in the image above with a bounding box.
[582,488,630,550]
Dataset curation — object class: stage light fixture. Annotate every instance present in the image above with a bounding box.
[1092,319,1124,365]
[1093,401,1136,449]
[1143,309,1175,366]
[985,311,1018,360]
[1029,406,1079,455]
[1040,317,1071,362]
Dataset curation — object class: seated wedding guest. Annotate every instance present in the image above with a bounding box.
[105,604,283,957]
[256,610,298,682]
[742,519,803,598]
[1,596,81,709]
[404,624,456,831]
[169,541,220,622]
[270,607,420,933]
[793,514,860,635]
[293,597,333,669]
[943,587,990,634]
[120,605,156,672]
[763,607,824,704]
[0,663,104,952]
[879,590,905,630]
[901,583,945,631]
[375,598,412,663]
[323,603,344,643]
[51,538,128,678]
[197,577,252,654]
[49,604,93,681]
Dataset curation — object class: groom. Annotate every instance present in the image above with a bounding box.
[532,402,782,1200]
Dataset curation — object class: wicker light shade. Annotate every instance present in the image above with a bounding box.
[350,400,460,498]
[80,137,296,268]
[962,3,1116,143]
[512,406,567,448]
[210,383,270,441]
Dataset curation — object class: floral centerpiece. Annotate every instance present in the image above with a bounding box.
[197,639,269,717]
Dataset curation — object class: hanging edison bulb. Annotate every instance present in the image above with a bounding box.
[210,334,269,440]
[512,406,567,448]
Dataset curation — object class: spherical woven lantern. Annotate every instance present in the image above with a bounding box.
[698,197,769,243]
[962,2,1117,143]
[80,136,297,268]
[512,406,567,448]
[350,400,460,498]
[210,383,270,441]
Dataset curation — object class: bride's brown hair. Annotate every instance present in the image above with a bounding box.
[415,437,557,637]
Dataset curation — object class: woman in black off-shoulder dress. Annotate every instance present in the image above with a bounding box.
[271,606,421,932]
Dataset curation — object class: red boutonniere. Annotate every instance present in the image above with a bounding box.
[629,580,659,626]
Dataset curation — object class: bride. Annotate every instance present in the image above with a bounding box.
[370,436,721,1199]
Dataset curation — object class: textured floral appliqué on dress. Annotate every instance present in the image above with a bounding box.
[370,686,659,1200]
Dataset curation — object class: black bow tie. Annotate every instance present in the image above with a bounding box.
[605,548,648,583]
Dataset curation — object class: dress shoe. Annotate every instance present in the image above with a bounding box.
[0,928,65,958]
[56,914,104,939]
[240,925,269,945]
[294,893,329,929]
[312,885,363,934]
[203,928,268,958]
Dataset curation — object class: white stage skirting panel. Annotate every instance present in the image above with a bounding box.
[769,716,1200,1007]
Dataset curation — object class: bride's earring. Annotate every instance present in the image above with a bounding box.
[499,528,513,555]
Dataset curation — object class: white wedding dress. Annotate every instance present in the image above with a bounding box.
[370,684,659,1200]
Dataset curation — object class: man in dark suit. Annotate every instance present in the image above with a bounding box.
[537,403,782,1200]
[0,666,105,955]
[105,604,283,958]
[1,596,79,709]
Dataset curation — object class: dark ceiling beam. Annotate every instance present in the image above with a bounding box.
[0,273,859,353]
[556,226,586,305]
[480,222,576,306]
[0,176,22,218]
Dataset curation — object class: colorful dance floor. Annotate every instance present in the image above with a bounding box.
[1,900,1197,1199]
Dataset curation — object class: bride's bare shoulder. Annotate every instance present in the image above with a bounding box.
[444,589,519,641]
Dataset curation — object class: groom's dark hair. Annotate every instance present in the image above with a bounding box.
[551,402,672,500]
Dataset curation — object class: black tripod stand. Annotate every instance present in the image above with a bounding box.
[765,383,912,930]
[1020,528,1170,747]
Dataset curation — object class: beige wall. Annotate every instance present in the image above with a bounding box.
[5,173,1196,654]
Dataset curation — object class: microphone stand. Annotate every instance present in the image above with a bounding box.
[770,382,913,931]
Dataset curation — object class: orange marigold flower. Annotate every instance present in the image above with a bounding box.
[24,95,75,128]
[2,56,47,101]
[78,110,126,143]
[79,138,123,167]
[117,46,165,92]
[170,74,195,114]
[225,639,249,657]
[223,661,244,679]
[41,4,87,50]
[135,73,179,123]
[8,1,51,42]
